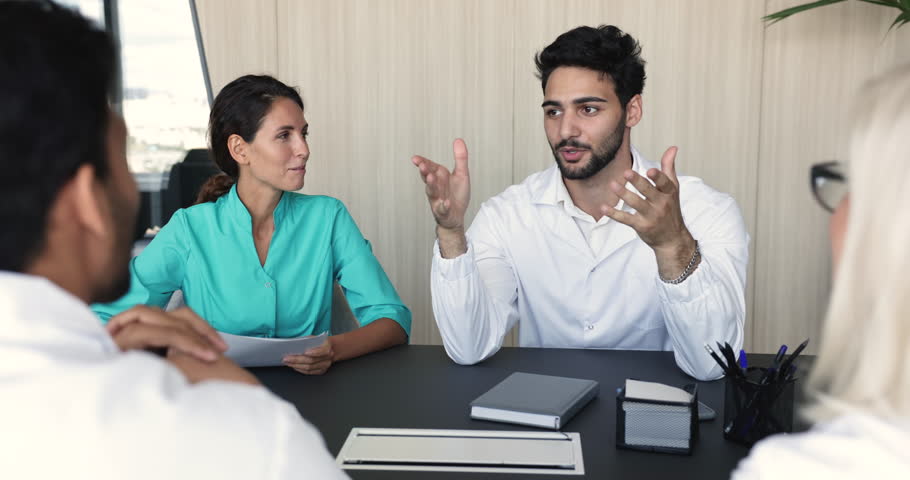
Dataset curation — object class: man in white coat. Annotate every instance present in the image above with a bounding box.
[0,2,347,478]
[412,25,749,381]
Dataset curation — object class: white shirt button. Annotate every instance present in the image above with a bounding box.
[585,324,594,331]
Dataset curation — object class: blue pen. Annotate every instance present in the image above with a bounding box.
[757,345,787,386]
[773,344,788,368]
[738,349,747,371]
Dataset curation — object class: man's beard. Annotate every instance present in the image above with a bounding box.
[551,118,625,180]
[92,190,138,304]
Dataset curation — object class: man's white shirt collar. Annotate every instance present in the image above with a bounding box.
[533,145,655,219]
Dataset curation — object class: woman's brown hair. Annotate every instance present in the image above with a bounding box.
[196,75,304,204]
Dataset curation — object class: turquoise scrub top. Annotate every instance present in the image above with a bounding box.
[93,185,411,338]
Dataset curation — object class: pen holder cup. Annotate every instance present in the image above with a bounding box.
[723,367,796,446]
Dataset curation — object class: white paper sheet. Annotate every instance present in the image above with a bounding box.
[220,331,328,367]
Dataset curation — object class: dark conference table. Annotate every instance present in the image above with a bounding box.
[252,345,806,479]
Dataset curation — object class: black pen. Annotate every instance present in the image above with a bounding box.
[777,338,809,381]
[704,343,733,377]
[719,342,742,377]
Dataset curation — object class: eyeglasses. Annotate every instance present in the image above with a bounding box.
[810,162,847,213]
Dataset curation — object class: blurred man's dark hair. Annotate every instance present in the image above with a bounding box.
[0,0,117,272]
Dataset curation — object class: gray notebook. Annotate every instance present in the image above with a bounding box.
[470,372,599,429]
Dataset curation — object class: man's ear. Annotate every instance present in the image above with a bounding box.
[228,134,250,166]
[624,94,643,128]
[64,163,110,238]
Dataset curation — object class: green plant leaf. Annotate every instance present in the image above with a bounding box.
[763,0,848,25]
[887,11,910,31]
[858,0,902,8]
[765,0,910,31]
[861,0,910,15]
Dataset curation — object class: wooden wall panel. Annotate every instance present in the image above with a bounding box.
[275,0,516,346]
[753,0,910,353]
[194,0,279,95]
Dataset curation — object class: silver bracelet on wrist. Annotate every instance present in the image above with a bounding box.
[660,240,700,285]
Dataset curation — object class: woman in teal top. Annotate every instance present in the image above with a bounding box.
[94,75,410,374]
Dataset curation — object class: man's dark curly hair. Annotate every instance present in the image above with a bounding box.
[535,25,646,108]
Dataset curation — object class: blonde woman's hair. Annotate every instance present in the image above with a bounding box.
[804,64,910,423]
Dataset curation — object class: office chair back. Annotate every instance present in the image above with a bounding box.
[162,149,220,224]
